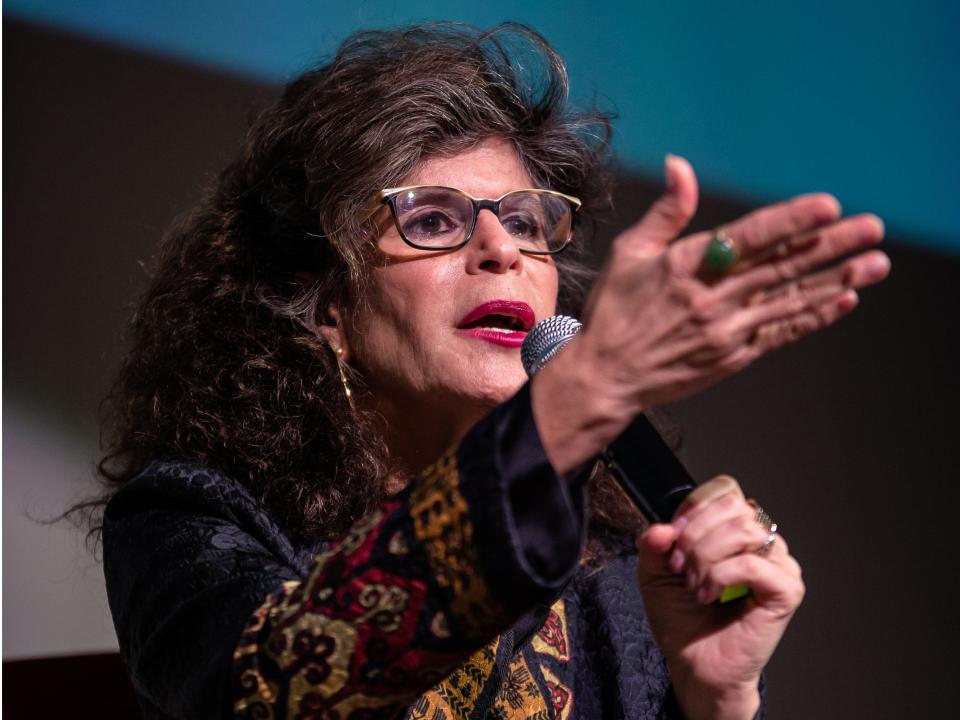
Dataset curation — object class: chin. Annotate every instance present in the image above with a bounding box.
[435,352,529,414]
[463,374,527,409]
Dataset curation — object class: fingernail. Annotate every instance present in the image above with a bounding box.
[686,570,697,590]
[697,587,709,604]
[838,289,859,313]
[866,253,891,280]
[669,548,686,574]
[665,154,678,190]
[673,515,688,534]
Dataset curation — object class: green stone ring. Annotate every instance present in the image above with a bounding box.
[701,229,739,274]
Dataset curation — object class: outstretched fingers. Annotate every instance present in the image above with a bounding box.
[654,213,888,370]
[671,193,842,274]
[728,247,890,349]
[682,288,856,369]
[722,213,886,301]
[727,193,842,258]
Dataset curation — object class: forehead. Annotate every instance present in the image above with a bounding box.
[404,138,535,197]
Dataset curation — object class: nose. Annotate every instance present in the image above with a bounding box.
[464,209,523,275]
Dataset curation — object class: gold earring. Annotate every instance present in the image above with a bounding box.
[335,347,355,411]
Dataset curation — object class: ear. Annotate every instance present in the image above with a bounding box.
[317,305,352,363]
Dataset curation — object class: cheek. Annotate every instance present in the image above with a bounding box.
[352,268,449,369]
[535,262,560,315]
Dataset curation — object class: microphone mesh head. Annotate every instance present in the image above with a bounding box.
[521,315,583,377]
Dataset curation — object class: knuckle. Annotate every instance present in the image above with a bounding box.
[668,281,698,316]
[716,491,741,512]
[824,226,848,259]
[652,196,687,226]
[790,314,819,340]
[742,553,764,576]
[767,325,789,349]
[735,213,767,252]
[702,323,734,352]
[663,244,691,279]
[789,579,806,607]
[706,474,740,495]
[813,302,835,328]
[718,348,753,374]
[774,258,801,283]
[735,512,760,535]
[689,293,715,324]
[784,289,808,315]
[739,525,766,551]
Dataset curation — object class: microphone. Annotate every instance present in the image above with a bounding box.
[521,315,697,523]
[523,315,751,603]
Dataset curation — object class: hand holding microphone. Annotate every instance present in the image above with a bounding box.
[524,311,804,715]
[523,314,751,603]
[522,314,696,524]
[523,156,878,718]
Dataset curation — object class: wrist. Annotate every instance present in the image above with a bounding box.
[530,337,638,476]
[669,667,761,720]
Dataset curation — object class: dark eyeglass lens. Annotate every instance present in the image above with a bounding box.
[394,189,472,247]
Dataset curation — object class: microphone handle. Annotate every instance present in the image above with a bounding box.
[601,414,697,524]
[604,414,750,603]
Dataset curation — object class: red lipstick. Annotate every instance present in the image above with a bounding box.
[456,300,535,348]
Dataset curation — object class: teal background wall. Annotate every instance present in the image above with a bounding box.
[4,0,960,253]
[6,0,959,252]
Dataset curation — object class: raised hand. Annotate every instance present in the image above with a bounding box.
[532,155,889,475]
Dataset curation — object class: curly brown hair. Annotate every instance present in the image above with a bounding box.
[94,22,642,549]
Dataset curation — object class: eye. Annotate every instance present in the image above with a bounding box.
[402,208,462,240]
[501,211,543,242]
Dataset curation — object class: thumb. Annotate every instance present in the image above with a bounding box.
[619,154,699,255]
[636,523,678,580]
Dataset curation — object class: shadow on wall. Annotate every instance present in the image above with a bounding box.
[3,18,958,719]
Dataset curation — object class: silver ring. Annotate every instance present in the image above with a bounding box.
[750,502,778,556]
[756,526,778,556]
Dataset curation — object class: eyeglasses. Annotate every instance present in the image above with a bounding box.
[368,185,581,255]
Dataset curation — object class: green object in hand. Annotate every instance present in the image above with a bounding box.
[702,232,738,273]
[719,583,751,604]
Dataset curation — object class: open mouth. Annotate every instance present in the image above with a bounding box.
[458,313,528,332]
[456,300,534,347]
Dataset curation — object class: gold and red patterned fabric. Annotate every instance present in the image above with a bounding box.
[104,385,706,719]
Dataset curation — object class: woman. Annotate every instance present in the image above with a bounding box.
[99,23,888,719]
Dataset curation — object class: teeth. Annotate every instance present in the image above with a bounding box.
[476,326,522,333]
